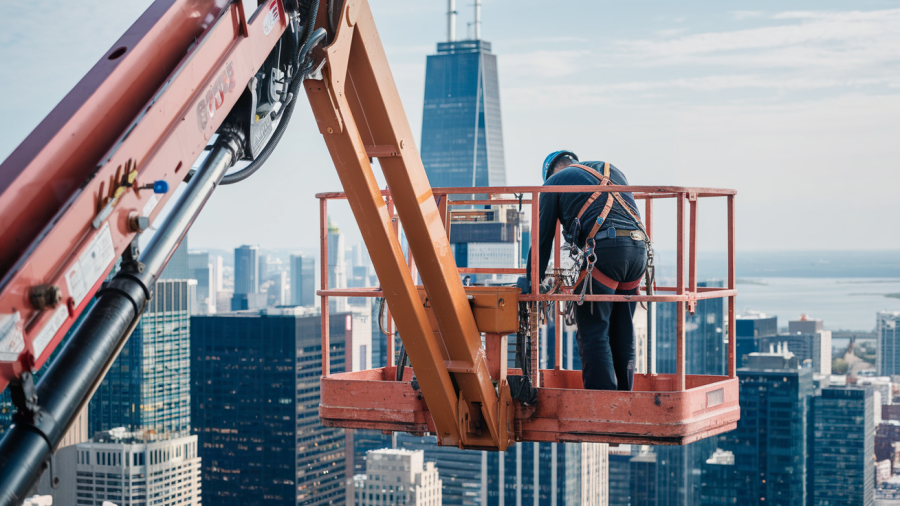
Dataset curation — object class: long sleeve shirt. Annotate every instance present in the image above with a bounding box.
[525,161,641,287]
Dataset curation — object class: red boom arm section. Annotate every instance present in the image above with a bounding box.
[0,0,288,392]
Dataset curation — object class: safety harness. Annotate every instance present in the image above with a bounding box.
[561,163,655,308]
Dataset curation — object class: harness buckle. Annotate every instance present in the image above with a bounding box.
[607,227,616,239]
[630,230,645,241]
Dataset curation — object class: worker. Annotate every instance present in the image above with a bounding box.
[524,150,648,391]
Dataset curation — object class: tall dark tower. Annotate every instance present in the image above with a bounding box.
[420,0,506,192]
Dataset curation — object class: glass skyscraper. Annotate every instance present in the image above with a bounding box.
[191,308,356,506]
[646,280,725,506]
[722,350,813,505]
[89,278,194,436]
[420,40,506,192]
[811,386,875,506]
[234,244,259,295]
[290,253,316,307]
[656,280,726,376]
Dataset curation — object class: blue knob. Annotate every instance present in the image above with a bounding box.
[153,180,169,194]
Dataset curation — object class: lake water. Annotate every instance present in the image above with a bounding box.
[732,277,900,331]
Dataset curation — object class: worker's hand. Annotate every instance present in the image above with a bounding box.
[516,276,531,295]
[540,275,557,294]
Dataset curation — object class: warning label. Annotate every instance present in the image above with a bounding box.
[0,312,24,362]
[65,221,116,307]
[33,304,69,360]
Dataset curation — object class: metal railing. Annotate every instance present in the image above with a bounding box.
[317,184,737,393]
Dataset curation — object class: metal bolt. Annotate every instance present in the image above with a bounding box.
[30,284,62,310]
[400,139,405,149]
[327,127,334,134]
[129,212,151,233]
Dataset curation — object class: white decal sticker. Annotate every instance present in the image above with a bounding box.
[143,194,159,218]
[0,312,24,362]
[33,304,70,360]
[263,0,279,36]
[65,222,116,307]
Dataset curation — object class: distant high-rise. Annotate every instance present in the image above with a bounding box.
[485,441,607,506]
[191,308,371,505]
[233,245,259,295]
[355,449,442,506]
[630,451,657,506]
[652,280,725,506]
[722,346,813,505]
[159,237,191,279]
[397,434,482,506]
[608,447,633,506]
[812,386,875,506]
[420,3,506,194]
[267,270,289,306]
[328,220,349,313]
[657,280,726,376]
[877,312,900,376]
[735,312,777,367]
[699,449,737,506]
[761,331,831,374]
[89,279,194,436]
[189,251,215,314]
[62,429,201,506]
[291,253,316,307]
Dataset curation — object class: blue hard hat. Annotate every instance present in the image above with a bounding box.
[542,150,578,182]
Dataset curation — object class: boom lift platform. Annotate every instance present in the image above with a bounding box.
[0,0,738,501]
[317,185,739,448]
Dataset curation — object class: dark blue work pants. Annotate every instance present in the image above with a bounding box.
[574,238,647,391]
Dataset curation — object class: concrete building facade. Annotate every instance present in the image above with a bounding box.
[355,449,441,506]
[71,429,201,506]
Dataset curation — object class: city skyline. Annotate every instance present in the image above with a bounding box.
[2,0,900,504]
[2,2,900,252]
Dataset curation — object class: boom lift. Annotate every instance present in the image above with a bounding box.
[0,0,739,502]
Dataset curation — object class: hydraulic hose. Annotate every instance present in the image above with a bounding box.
[0,130,244,506]
[219,27,325,185]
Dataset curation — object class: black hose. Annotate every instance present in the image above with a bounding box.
[396,345,408,382]
[219,27,326,185]
[184,0,324,186]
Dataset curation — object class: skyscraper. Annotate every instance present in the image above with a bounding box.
[699,449,737,506]
[485,441,607,506]
[630,451,658,506]
[159,237,191,279]
[65,429,201,506]
[877,311,900,376]
[233,245,267,310]
[328,220,349,313]
[420,3,506,194]
[760,332,831,374]
[812,386,875,506]
[355,449,442,506]
[89,278,194,436]
[722,346,813,505]
[233,244,259,295]
[651,280,725,506]
[656,280,726,376]
[189,251,216,314]
[396,434,482,506]
[735,312,777,367]
[191,308,371,505]
[291,253,316,307]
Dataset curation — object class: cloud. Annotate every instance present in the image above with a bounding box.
[613,9,900,68]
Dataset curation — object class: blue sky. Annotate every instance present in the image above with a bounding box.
[1,0,899,253]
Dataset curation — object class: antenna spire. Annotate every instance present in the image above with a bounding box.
[474,0,481,40]
[447,0,456,42]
